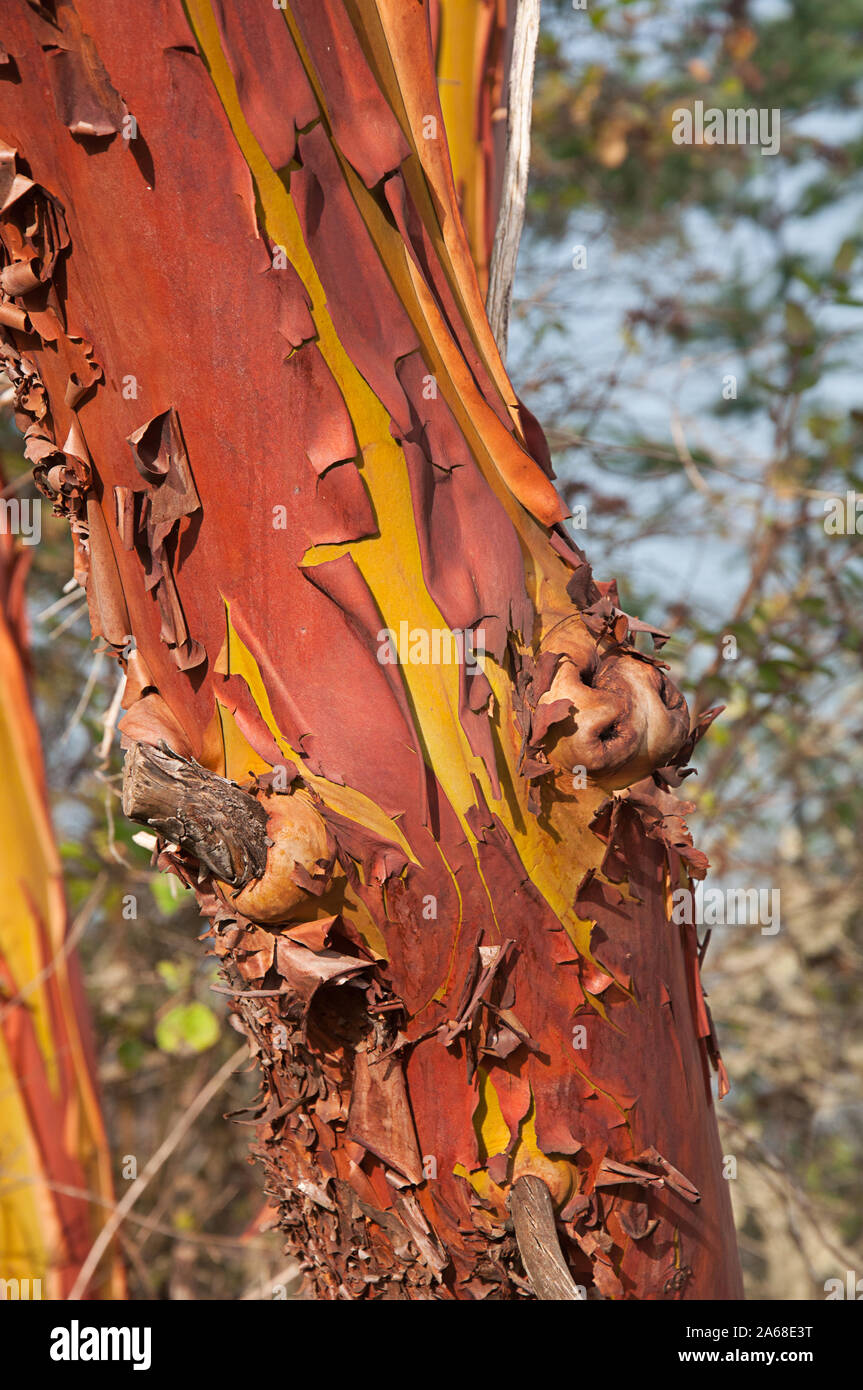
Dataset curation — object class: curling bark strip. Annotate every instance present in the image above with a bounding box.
[432,0,513,299]
[0,0,741,1298]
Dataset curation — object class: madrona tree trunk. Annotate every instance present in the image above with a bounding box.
[0,0,742,1299]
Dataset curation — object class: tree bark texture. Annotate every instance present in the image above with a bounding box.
[0,0,742,1299]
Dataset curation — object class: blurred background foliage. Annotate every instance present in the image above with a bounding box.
[1,0,860,1299]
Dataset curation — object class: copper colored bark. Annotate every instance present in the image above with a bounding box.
[0,0,741,1299]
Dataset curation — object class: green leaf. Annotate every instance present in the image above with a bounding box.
[784,301,814,342]
[151,873,185,917]
[155,1003,220,1055]
[833,238,857,274]
[156,959,187,993]
[117,1038,146,1073]
[790,264,821,293]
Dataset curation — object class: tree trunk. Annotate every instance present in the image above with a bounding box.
[0,0,742,1299]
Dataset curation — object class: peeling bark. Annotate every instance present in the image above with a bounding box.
[0,0,742,1299]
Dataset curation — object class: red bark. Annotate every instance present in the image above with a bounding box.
[0,0,741,1299]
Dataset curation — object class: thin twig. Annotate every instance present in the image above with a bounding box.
[719,1114,860,1271]
[61,649,106,744]
[47,599,89,640]
[102,785,128,866]
[36,584,84,623]
[670,406,715,498]
[0,1177,273,1252]
[0,469,32,497]
[97,667,126,765]
[211,985,285,998]
[67,1042,249,1300]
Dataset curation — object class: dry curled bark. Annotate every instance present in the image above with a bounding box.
[0,0,741,1299]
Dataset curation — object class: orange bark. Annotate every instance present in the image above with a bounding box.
[0,1,740,1299]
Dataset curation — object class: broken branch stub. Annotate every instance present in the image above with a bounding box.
[122,742,269,886]
[509,1175,586,1302]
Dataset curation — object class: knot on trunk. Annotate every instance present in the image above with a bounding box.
[536,651,690,790]
[122,741,334,924]
[122,741,269,886]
